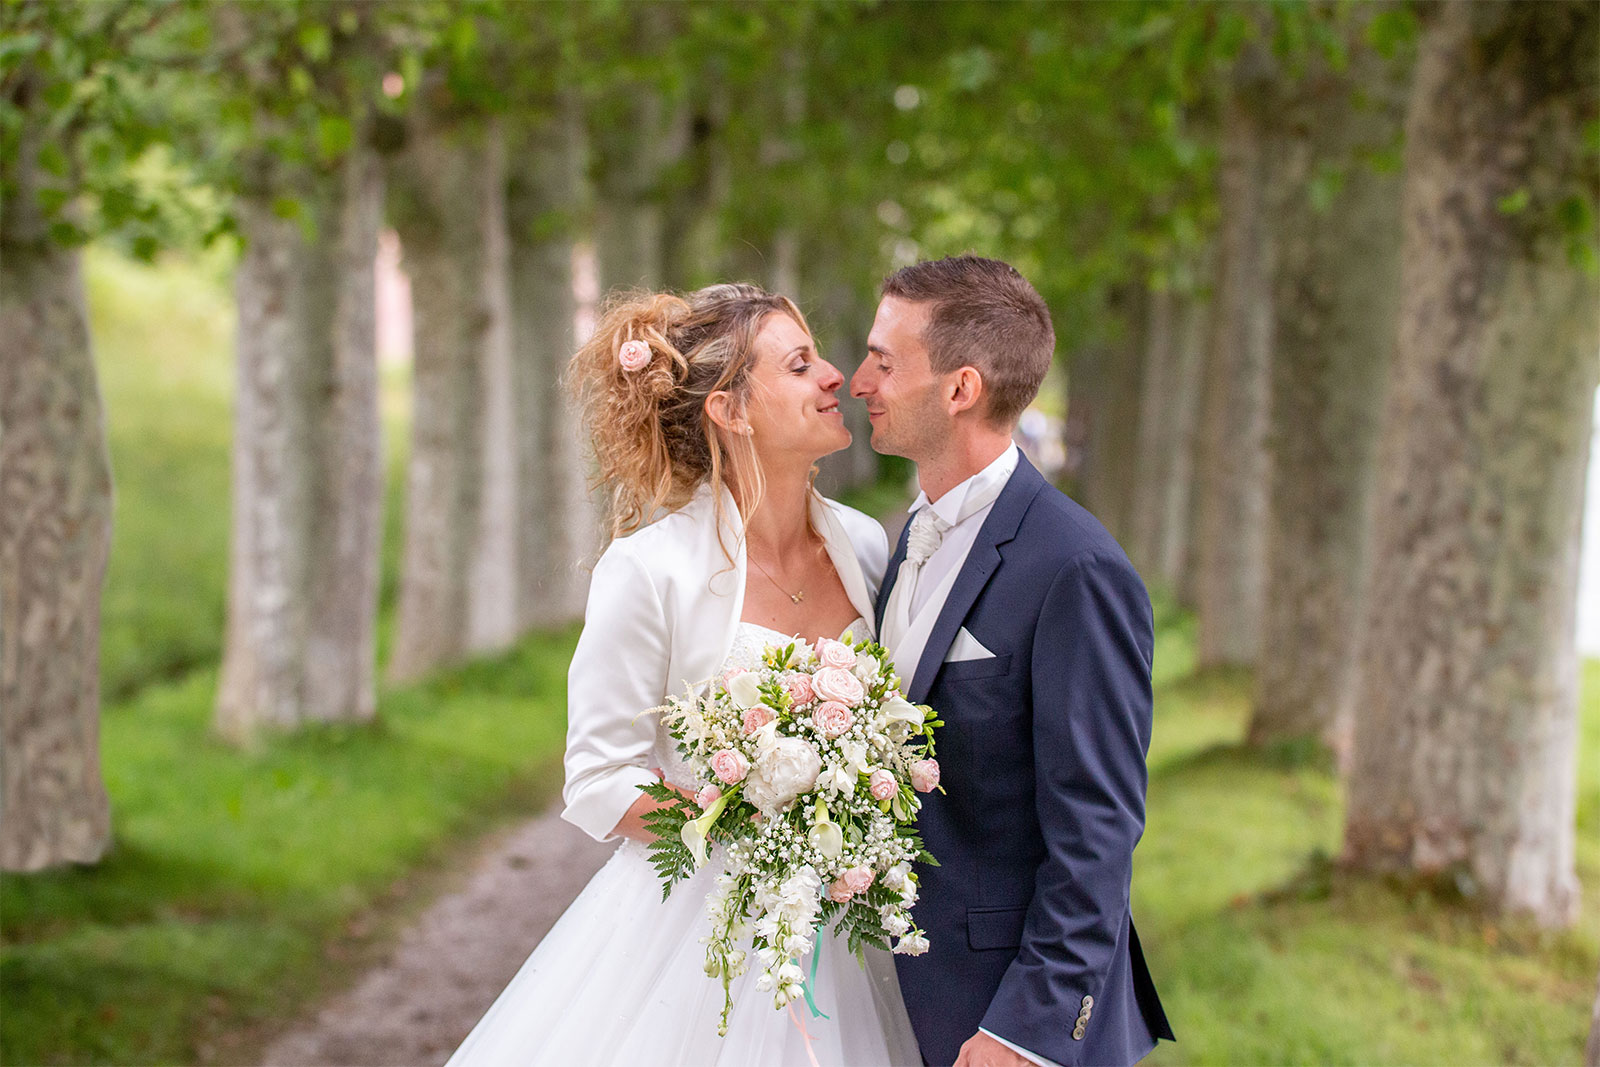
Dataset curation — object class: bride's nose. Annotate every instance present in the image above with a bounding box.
[816,359,845,393]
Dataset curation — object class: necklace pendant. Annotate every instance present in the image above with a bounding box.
[791,592,804,604]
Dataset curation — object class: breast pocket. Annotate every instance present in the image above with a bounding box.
[938,653,1013,683]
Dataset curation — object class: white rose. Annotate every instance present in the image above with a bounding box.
[725,671,764,709]
[742,736,823,815]
[853,652,881,684]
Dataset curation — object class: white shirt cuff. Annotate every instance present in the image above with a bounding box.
[980,1028,1063,1067]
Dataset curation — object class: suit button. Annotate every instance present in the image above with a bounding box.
[1073,1025,1086,1040]
[1081,995,1094,1008]
[1077,1009,1091,1022]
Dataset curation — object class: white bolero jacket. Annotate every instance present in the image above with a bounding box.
[560,486,890,842]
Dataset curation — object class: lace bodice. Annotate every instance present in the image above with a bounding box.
[650,617,870,792]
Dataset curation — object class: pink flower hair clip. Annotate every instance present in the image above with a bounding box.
[618,339,651,372]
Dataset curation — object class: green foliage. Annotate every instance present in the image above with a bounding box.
[0,627,579,1066]
[638,780,699,897]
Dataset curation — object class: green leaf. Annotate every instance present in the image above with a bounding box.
[298,24,331,64]
[316,115,353,161]
[1496,188,1531,216]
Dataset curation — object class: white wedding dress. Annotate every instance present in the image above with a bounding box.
[445,619,922,1067]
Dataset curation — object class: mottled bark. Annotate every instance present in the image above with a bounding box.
[1588,969,1600,1067]
[508,100,595,627]
[303,146,385,724]
[1161,292,1208,592]
[0,195,114,868]
[1129,283,1211,590]
[1249,33,1407,753]
[592,85,679,294]
[1342,0,1600,927]
[217,142,385,741]
[1194,50,1275,666]
[1079,286,1148,546]
[388,116,514,681]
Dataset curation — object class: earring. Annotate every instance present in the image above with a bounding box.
[742,426,754,436]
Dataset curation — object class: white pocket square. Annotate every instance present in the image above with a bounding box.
[945,626,995,663]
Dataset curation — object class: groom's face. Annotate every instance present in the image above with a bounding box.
[852,296,948,460]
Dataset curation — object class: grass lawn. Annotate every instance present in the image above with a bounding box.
[0,630,579,1066]
[1139,604,1600,1066]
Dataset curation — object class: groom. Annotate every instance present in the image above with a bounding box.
[852,256,1173,1067]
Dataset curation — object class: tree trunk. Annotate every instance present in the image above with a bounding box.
[1342,0,1599,927]
[592,85,678,294]
[1586,965,1600,1067]
[217,143,385,740]
[1248,33,1407,754]
[302,145,385,724]
[1193,50,1275,667]
[1079,286,1148,546]
[0,197,114,868]
[1161,291,1208,595]
[388,116,515,681]
[507,100,595,627]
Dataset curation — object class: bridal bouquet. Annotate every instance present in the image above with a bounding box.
[639,630,941,1033]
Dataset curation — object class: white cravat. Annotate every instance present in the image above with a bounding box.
[881,444,1019,683]
[880,507,952,656]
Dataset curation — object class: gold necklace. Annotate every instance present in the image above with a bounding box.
[749,553,805,604]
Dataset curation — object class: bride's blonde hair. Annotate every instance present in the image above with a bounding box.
[569,282,812,544]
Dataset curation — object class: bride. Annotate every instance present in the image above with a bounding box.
[446,283,922,1066]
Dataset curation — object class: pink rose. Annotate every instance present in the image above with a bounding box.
[841,865,875,894]
[618,338,651,372]
[812,666,864,706]
[910,759,940,793]
[784,674,815,706]
[816,638,858,670]
[695,784,722,808]
[827,878,855,903]
[811,701,854,738]
[742,706,774,734]
[869,769,897,801]
[710,748,749,785]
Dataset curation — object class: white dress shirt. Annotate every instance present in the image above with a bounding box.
[882,443,1062,1067]
[882,444,1018,685]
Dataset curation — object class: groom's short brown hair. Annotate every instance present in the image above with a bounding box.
[881,254,1055,428]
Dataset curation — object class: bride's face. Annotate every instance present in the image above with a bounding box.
[739,312,851,464]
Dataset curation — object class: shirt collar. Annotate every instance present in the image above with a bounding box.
[908,443,1019,529]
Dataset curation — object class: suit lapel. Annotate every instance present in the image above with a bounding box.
[875,516,912,636]
[908,456,1047,704]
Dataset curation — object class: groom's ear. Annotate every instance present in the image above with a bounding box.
[945,366,986,417]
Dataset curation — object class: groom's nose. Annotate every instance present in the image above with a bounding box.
[850,361,872,398]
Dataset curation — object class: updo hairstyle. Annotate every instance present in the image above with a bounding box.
[569,282,811,541]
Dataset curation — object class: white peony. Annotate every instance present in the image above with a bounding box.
[742,736,822,815]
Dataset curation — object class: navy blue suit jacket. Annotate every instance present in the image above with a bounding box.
[881,455,1173,1067]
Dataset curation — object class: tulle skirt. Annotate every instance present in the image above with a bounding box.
[445,840,923,1067]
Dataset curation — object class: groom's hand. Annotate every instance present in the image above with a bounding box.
[954,1031,1032,1067]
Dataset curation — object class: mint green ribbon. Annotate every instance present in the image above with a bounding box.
[802,919,830,1020]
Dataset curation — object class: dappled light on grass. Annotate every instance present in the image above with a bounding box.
[0,628,579,1066]
[1138,641,1599,1065]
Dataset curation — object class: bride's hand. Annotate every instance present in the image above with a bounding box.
[611,769,695,843]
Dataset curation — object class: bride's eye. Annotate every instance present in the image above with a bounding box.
[791,362,811,375]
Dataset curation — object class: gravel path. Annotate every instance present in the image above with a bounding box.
[262,809,613,1067]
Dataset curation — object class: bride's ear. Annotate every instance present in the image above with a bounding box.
[705,391,752,437]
